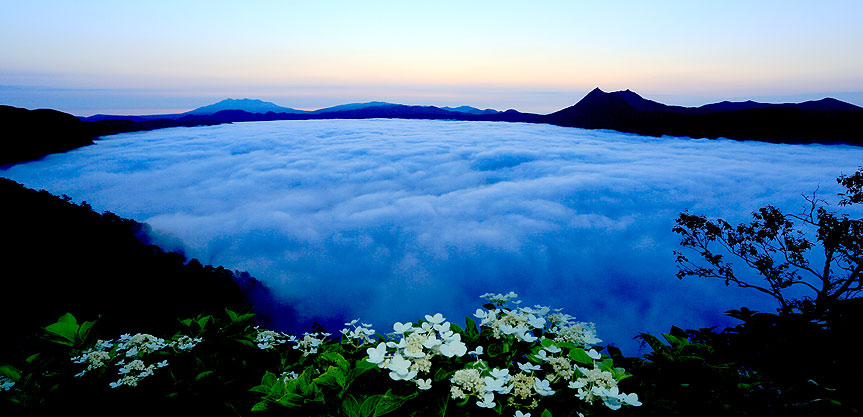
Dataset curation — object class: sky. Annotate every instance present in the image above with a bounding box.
[1,0,862,115]
[3,119,861,354]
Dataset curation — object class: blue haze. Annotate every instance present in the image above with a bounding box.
[3,119,861,354]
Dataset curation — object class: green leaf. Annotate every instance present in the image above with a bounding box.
[541,409,553,417]
[349,358,377,382]
[226,309,239,322]
[195,370,215,382]
[599,358,614,372]
[0,365,21,380]
[555,341,577,350]
[261,371,278,387]
[360,395,383,417]
[77,320,96,343]
[541,338,554,348]
[251,401,270,412]
[342,395,362,417]
[44,313,79,345]
[373,390,417,417]
[314,365,347,389]
[196,315,211,330]
[296,369,317,398]
[638,333,668,353]
[568,348,593,365]
[487,343,505,357]
[464,316,479,336]
[662,333,689,347]
[277,393,303,407]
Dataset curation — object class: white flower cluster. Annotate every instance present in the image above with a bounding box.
[289,332,330,356]
[481,291,520,306]
[70,332,202,388]
[474,304,546,343]
[254,327,291,350]
[0,375,15,392]
[568,364,642,410]
[340,318,376,345]
[448,347,560,411]
[546,312,602,348]
[366,313,468,390]
[462,292,640,413]
[110,359,169,388]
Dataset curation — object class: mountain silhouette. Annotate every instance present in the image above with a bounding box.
[4,89,862,166]
[185,98,304,115]
[1,105,224,166]
[543,88,863,143]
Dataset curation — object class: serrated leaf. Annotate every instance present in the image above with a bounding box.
[261,371,277,386]
[373,390,417,416]
[314,365,346,389]
[360,395,383,417]
[341,395,361,417]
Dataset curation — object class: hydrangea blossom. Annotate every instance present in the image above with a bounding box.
[360,291,639,414]
[340,319,376,345]
[0,376,15,392]
[456,291,640,412]
[367,312,469,384]
[255,327,291,350]
[290,332,329,356]
[71,332,201,387]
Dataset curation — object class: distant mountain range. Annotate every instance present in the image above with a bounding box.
[3,89,862,166]
[545,88,862,143]
[80,99,504,122]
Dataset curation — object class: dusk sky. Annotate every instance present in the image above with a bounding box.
[2,1,862,115]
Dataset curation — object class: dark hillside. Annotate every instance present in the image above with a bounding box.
[0,105,94,166]
[0,178,286,359]
[0,105,224,166]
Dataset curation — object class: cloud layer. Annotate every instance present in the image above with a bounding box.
[4,119,861,353]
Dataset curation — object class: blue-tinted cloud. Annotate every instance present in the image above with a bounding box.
[3,119,861,354]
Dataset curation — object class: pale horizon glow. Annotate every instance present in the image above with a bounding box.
[2,1,862,114]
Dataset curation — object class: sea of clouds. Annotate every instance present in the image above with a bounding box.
[3,119,861,353]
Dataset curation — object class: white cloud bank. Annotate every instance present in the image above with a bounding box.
[4,119,862,353]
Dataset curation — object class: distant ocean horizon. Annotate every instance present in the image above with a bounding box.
[3,118,861,354]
